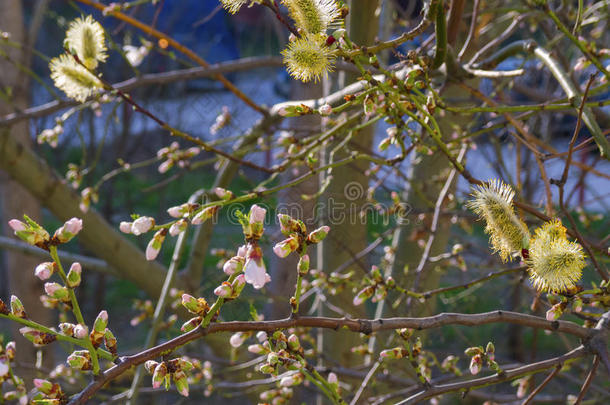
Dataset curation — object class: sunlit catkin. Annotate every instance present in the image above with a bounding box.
[282,0,341,34]
[467,180,530,262]
[282,33,335,82]
[220,0,250,14]
[64,16,107,69]
[49,54,102,102]
[528,219,585,293]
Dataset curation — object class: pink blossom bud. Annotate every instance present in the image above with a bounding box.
[158,159,173,173]
[380,347,405,359]
[256,331,268,342]
[318,104,332,116]
[248,344,265,354]
[181,294,209,315]
[273,236,300,258]
[230,274,246,298]
[54,217,82,243]
[93,310,108,333]
[353,286,374,306]
[214,282,232,298]
[230,332,247,348]
[35,262,55,280]
[33,379,54,394]
[8,219,26,232]
[4,342,15,360]
[152,362,168,389]
[297,254,309,275]
[44,283,69,300]
[131,216,155,235]
[0,357,8,377]
[191,206,219,225]
[287,334,300,350]
[119,221,132,233]
[214,187,233,200]
[470,354,482,375]
[67,351,92,370]
[223,256,244,275]
[167,205,183,218]
[174,369,190,397]
[145,229,166,261]
[249,204,267,225]
[66,262,82,288]
[73,324,89,339]
[169,219,188,236]
[307,226,330,243]
[181,316,202,332]
[327,372,338,385]
[546,304,563,321]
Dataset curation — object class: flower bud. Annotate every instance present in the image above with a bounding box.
[35,262,55,281]
[45,283,69,300]
[9,216,50,246]
[173,369,190,397]
[273,236,300,258]
[470,354,482,375]
[214,187,234,200]
[131,216,155,235]
[267,352,279,365]
[259,363,276,374]
[214,282,233,298]
[256,331,268,342]
[327,372,338,385]
[169,219,188,236]
[278,214,305,235]
[546,303,563,321]
[20,327,56,345]
[33,379,55,395]
[73,324,88,339]
[66,350,91,370]
[191,206,218,225]
[353,286,374,306]
[318,104,332,116]
[119,221,132,233]
[152,362,169,389]
[287,334,300,351]
[5,342,16,360]
[0,298,8,315]
[181,294,209,315]
[93,310,108,333]
[230,274,246,298]
[464,346,484,357]
[248,344,265,354]
[307,226,330,243]
[144,360,159,374]
[485,342,495,361]
[230,332,247,348]
[297,254,310,275]
[146,229,167,261]
[66,262,82,288]
[180,316,202,333]
[59,323,76,336]
[280,373,303,387]
[0,357,9,377]
[54,217,83,243]
[223,256,244,275]
[104,328,117,355]
[380,347,406,360]
[10,296,27,318]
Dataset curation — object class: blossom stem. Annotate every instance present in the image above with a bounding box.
[50,246,101,374]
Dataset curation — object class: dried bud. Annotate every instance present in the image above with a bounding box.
[20,327,57,345]
[144,360,159,374]
[0,298,8,315]
[10,295,27,318]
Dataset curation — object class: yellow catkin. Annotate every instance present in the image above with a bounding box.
[282,0,340,34]
[281,33,336,82]
[528,219,586,293]
[467,180,530,262]
[50,54,102,102]
[65,16,107,70]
